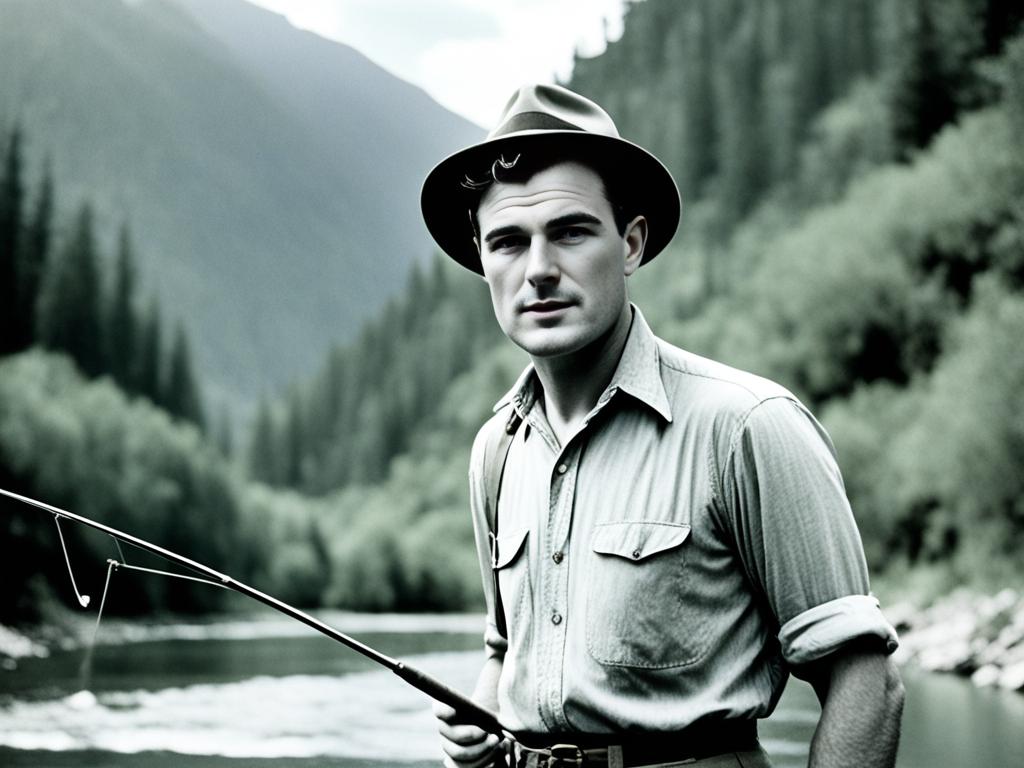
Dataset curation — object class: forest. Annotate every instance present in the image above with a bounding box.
[2,0,1023,620]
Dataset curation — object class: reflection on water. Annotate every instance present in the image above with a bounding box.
[1,615,1022,767]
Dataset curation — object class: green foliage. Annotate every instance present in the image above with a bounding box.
[825,279,1024,586]
[0,351,235,617]
[0,351,335,620]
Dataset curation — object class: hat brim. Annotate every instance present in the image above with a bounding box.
[421,131,681,275]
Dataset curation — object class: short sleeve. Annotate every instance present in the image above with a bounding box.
[719,396,898,667]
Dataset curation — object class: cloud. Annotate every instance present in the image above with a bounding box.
[246,0,627,126]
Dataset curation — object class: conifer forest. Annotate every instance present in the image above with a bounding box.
[2,0,1024,620]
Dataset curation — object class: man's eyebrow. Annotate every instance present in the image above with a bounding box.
[545,212,603,230]
[482,224,524,244]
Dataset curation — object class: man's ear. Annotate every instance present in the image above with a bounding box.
[473,237,489,282]
[623,215,648,276]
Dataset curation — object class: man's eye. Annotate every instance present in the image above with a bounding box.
[557,227,588,243]
[490,237,526,252]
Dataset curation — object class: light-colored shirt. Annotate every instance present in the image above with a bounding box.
[468,307,898,734]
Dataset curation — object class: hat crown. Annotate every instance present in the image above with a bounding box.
[488,84,621,141]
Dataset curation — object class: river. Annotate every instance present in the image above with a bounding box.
[0,613,1021,767]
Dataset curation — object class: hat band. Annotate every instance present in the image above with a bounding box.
[491,111,585,138]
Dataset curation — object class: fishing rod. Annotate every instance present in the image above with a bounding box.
[0,486,509,740]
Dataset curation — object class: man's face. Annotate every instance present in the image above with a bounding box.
[476,161,646,360]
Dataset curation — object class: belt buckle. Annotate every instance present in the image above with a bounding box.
[547,744,584,768]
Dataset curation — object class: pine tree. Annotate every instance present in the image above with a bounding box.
[20,161,54,349]
[165,323,205,430]
[108,224,138,392]
[215,404,234,460]
[39,203,106,376]
[136,295,164,407]
[0,126,24,355]
[890,0,960,158]
[249,399,278,484]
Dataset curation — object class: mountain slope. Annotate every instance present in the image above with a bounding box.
[0,0,481,407]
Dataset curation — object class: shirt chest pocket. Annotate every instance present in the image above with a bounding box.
[492,527,533,648]
[585,521,709,669]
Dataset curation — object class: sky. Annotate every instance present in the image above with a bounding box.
[245,0,628,127]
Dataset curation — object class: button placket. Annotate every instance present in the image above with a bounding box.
[539,442,581,731]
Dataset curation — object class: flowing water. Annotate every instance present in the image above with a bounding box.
[0,613,1021,767]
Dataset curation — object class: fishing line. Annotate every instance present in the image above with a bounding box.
[78,559,116,691]
[54,515,90,608]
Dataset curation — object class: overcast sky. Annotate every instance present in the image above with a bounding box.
[246,0,628,127]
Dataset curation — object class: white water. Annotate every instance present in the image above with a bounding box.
[0,649,475,759]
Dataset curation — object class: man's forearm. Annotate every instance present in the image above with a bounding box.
[472,654,503,712]
[808,650,905,768]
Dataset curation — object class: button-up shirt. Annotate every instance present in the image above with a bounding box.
[468,307,898,734]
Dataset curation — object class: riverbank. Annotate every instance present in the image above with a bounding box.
[0,609,486,665]
[887,588,1024,692]
[4,591,1024,694]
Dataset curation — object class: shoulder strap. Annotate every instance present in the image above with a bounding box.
[481,406,523,639]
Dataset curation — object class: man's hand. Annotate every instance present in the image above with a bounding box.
[433,701,506,768]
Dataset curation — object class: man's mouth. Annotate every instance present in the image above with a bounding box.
[522,300,573,314]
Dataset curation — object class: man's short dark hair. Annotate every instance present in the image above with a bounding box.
[463,147,632,241]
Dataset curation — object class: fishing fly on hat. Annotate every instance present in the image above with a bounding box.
[421,83,682,275]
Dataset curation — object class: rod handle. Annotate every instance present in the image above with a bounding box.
[392,661,507,737]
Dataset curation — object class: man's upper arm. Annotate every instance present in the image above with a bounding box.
[718,396,898,671]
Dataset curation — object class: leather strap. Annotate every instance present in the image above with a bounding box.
[482,406,523,639]
[515,721,759,767]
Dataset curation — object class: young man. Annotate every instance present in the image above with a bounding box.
[420,84,904,768]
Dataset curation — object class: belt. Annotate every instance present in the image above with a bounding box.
[514,720,758,768]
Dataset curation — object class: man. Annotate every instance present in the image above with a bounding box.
[420,84,904,768]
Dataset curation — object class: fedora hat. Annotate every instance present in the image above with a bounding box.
[421,83,681,275]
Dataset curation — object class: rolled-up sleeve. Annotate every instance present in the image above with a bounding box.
[719,396,898,667]
[780,594,898,666]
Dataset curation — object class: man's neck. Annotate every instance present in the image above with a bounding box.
[531,305,634,447]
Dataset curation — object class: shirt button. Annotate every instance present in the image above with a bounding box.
[557,463,568,474]
[551,613,563,625]
[632,549,642,560]
[552,551,564,564]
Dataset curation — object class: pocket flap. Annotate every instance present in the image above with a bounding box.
[591,521,690,562]
[493,527,529,570]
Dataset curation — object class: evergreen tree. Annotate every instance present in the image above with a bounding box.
[108,224,138,392]
[890,0,960,158]
[214,403,234,460]
[0,126,24,355]
[714,3,768,227]
[284,390,306,488]
[249,398,278,484]
[39,203,106,376]
[165,323,205,429]
[136,295,164,406]
[20,161,54,349]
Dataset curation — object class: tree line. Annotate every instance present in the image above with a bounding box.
[247,254,502,494]
[0,126,205,431]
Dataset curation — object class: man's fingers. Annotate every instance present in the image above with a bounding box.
[440,733,504,768]
[433,700,505,768]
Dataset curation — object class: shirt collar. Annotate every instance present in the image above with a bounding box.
[492,305,673,424]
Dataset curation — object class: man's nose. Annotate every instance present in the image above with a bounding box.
[524,238,559,285]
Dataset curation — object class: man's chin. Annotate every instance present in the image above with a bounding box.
[508,328,588,359]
